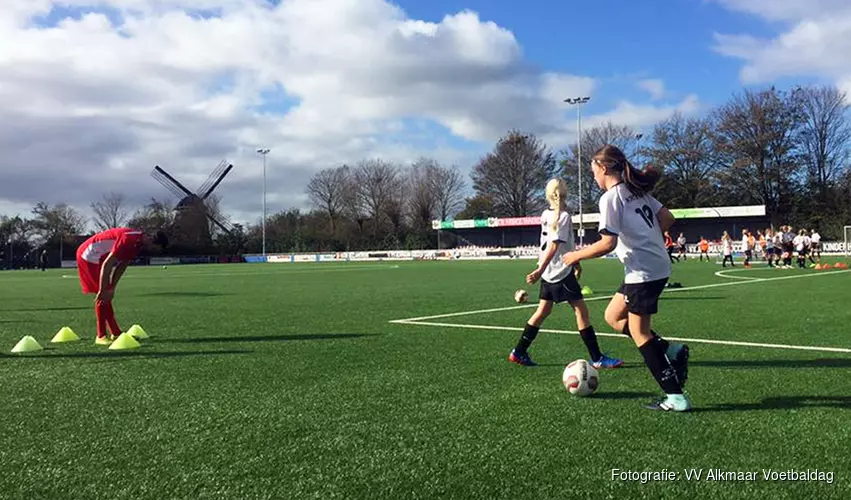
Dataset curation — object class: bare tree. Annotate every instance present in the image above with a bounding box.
[354,159,400,229]
[712,87,802,222]
[306,165,350,233]
[561,122,641,214]
[408,158,438,231]
[472,130,558,217]
[127,198,175,234]
[645,113,721,207]
[90,192,128,231]
[795,85,851,198]
[432,164,466,220]
[30,202,88,242]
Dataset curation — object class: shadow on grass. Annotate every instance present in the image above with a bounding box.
[136,291,231,298]
[693,396,851,413]
[691,358,851,369]
[1,349,251,360]
[592,391,657,400]
[660,296,725,300]
[0,306,90,312]
[160,333,380,344]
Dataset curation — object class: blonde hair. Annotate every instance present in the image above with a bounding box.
[545,178,568,231]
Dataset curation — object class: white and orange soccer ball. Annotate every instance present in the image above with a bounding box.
[514,289,528,303]
[562,359,599,397]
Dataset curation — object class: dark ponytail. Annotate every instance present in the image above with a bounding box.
[593,144,660,196]
[623,160,660,196]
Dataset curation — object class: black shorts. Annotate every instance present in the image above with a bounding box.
[773,247,782,256]
[540,271,583,304]
[745,250,752,258]
[617,278,668,315]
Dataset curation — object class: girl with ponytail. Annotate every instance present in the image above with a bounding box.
[509,178,624,370]
[560,145,692,412]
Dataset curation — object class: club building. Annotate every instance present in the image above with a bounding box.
[433,205,769,250]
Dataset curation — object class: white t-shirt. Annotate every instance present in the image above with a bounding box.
[677,236,686,247]
[722,238,732,255]
[765,235,774,249]
[794,235,804,251]
[598,183,671,284]
[741,235,749,249]
[811,232,821,244]
[539,209,574,283]
[803,235,811,247]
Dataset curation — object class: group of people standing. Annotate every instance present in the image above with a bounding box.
[719,227,821,268]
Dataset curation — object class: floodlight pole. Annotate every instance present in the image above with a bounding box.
[257,148,271,258]
[565,96,590,247]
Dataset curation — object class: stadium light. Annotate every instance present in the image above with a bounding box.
[256,148,271,258]
[564,96,591,247]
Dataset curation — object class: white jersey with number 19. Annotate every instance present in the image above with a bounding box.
[598,183,672,284]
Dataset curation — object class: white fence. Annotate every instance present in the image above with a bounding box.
[255,241,848,263]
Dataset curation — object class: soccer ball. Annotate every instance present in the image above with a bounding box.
[162,265,167,269]
[514,289,528,303]
[562,359,599,397]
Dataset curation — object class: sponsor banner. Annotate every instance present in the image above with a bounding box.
[61,260,77,268]
[474,219,489,228]
[292,254,314,263]
[243,255,267,263]
[671,205,766,219]
[453,220,476,229]
[267,254,292,263]
[150,257,181,266]
[318,254,338,262]
[497,216,541,227]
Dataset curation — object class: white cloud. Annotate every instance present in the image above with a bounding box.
[712,0,851,90]
[637,79,666,100]
[0,0,695,228]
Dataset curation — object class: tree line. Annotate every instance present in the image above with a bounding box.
[2,84,850,264]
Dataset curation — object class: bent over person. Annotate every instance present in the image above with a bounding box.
[76,228,168,344]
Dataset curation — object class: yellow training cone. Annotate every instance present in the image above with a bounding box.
[11,336,43,353]
[108,332,141,350]
[581,286,593,296]
[51,327,81,343]
[126,324,149,339]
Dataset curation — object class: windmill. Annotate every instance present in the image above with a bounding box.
[151,161,235,234]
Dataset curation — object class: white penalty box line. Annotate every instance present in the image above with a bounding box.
[389,269,851,354]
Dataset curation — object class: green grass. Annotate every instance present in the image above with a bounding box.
[1,257,850,499]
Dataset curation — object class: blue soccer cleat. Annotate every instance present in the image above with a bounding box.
[508,349,537,366]
[645,394,692,412]
[592,353,624,369]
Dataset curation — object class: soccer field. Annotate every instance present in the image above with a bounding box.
[1,258,849,499]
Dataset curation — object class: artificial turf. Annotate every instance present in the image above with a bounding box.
[1,257,849,499]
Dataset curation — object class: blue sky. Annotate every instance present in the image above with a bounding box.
[397,0,806,114]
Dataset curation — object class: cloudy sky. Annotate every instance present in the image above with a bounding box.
[2,0,850,228]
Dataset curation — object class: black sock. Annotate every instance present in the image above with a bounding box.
[515,323,540,355]
[579,326,603,362]
[639,338,682,394]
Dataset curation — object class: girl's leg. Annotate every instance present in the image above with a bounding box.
[628,312,683,395]
[510,300,552,362]
[571,299,601,362]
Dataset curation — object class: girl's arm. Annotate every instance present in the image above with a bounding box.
[562,234,617,266]
[527,241,559,283]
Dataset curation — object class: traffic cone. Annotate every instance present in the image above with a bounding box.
[108,332,141,350]
[581,286,593,296]
[815,264,822,270]
[822,263,832,270]
[51,327,80,343]
[11,336,43,353]
[126,324,149,339]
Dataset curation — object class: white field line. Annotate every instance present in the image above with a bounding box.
[56,264,400,280]
[391,269,851,323]
[389,320,851,354]
[714,269,766,282]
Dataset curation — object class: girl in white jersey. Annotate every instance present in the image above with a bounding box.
[509,179,624,369]
[561,145,690,412]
